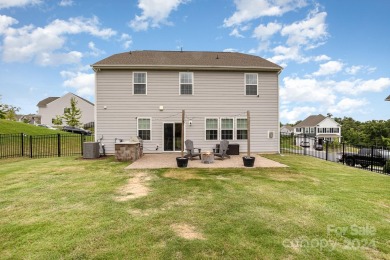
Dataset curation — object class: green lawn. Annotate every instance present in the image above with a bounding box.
[0,119,62,135]
[0,155,389,259]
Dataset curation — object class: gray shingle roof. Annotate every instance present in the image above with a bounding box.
[92,50,282,71]
[294,114,326,127]
[37,97,59,107]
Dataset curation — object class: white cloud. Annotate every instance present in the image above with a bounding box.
[61,70,95,96]
[281,9,328,47]
[0,15,18,34]
[345,65,362,75]
[223,0,307,27]
[328,97,369,115]
[313,55,331,62]
[129,0,189,31]
[223,48,238,52]
[335,78,390,95]
[253,22,281,40]
[59,0,73,7]
[280,106,317,123]
[280,76,337,105]
[312,60,344,76]
[87,41,105,57]
[0,0,41,9]
[119,33,132,49]
[229,28,244,38]
[1,16,116,65]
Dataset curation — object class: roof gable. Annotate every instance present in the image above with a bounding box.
[386,95,390,101]
[37,97,59,107]
[37,93,94,108]
[295,114,326,127]
[92,50,282,71]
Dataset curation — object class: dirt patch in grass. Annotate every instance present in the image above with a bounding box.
[114,172,152,201]
[171,223,206,240]
[163,169,205,180]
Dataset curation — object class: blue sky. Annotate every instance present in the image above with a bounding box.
[0,0,389,123]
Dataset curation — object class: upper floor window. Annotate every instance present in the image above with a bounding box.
[180,72,193,95]
[245,73,258,96]
[295,128,302,132]
[133,72,147,95]
[137,118,151,140]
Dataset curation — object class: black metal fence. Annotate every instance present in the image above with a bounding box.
[280,133,390,175]
[0,133,94,159]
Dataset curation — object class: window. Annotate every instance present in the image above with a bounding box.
[133,72,147,94]
[221,118,233,140]
[295,128,302,132]
[245,73,258,95]
[180,72,193,95]
[310,127,315,133]
[236,118,247,140]
[205,118,218,140]
[137,118,151,140]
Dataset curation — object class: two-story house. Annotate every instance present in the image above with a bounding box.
[92,51,282,155]
[294,114,341,145]
[280,125,294,135]
[37,92,94,126]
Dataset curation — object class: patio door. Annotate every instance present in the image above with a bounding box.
[164,123,182,151]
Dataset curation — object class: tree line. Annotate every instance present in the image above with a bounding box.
[333,117,390,147]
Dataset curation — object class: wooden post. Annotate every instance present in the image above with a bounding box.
[181,110,185,158]
[247,110,250,157]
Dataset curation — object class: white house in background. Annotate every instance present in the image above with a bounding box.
[37,92,94,126]
[294,114,341,143]
[92,50,282,155]
[280,125,294,135]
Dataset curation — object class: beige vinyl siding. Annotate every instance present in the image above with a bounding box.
[95,70,279,154]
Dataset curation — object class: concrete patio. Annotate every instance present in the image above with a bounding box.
[125,153,287,169]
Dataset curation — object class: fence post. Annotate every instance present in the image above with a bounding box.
[304,134,307,156]
[29,135,33,158]
[342,142,345,165]
[370,146,374,172]
[80,134,84,156]
[57,133,61,157]
[21,133,24,157]
[325,140,329,161]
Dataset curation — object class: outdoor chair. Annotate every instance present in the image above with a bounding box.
[213,140,231,160]
[184,139,202,160]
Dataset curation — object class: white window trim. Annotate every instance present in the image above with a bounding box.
[244,73,258,96]
[236,117,248,140]
[133,72,148,95]
[137,117,152,141]
[204,117,219,141]
[179,72,194,95]
[220,117,234,140]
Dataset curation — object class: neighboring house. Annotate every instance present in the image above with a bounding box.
[92,50,282,154]
[280,125,294,135]
[386,95,390,101]
[294,114,341,144]
[37,92,94,126]
[18,114,41,124]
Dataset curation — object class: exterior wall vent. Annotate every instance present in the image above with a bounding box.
[268,131,275,139]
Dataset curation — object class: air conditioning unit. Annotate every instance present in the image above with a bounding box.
[83,142,100,159]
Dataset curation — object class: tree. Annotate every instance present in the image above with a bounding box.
[5,106,18,121]
[52,115,63,126]
[63,97,82,127]
[0,95,20,120]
